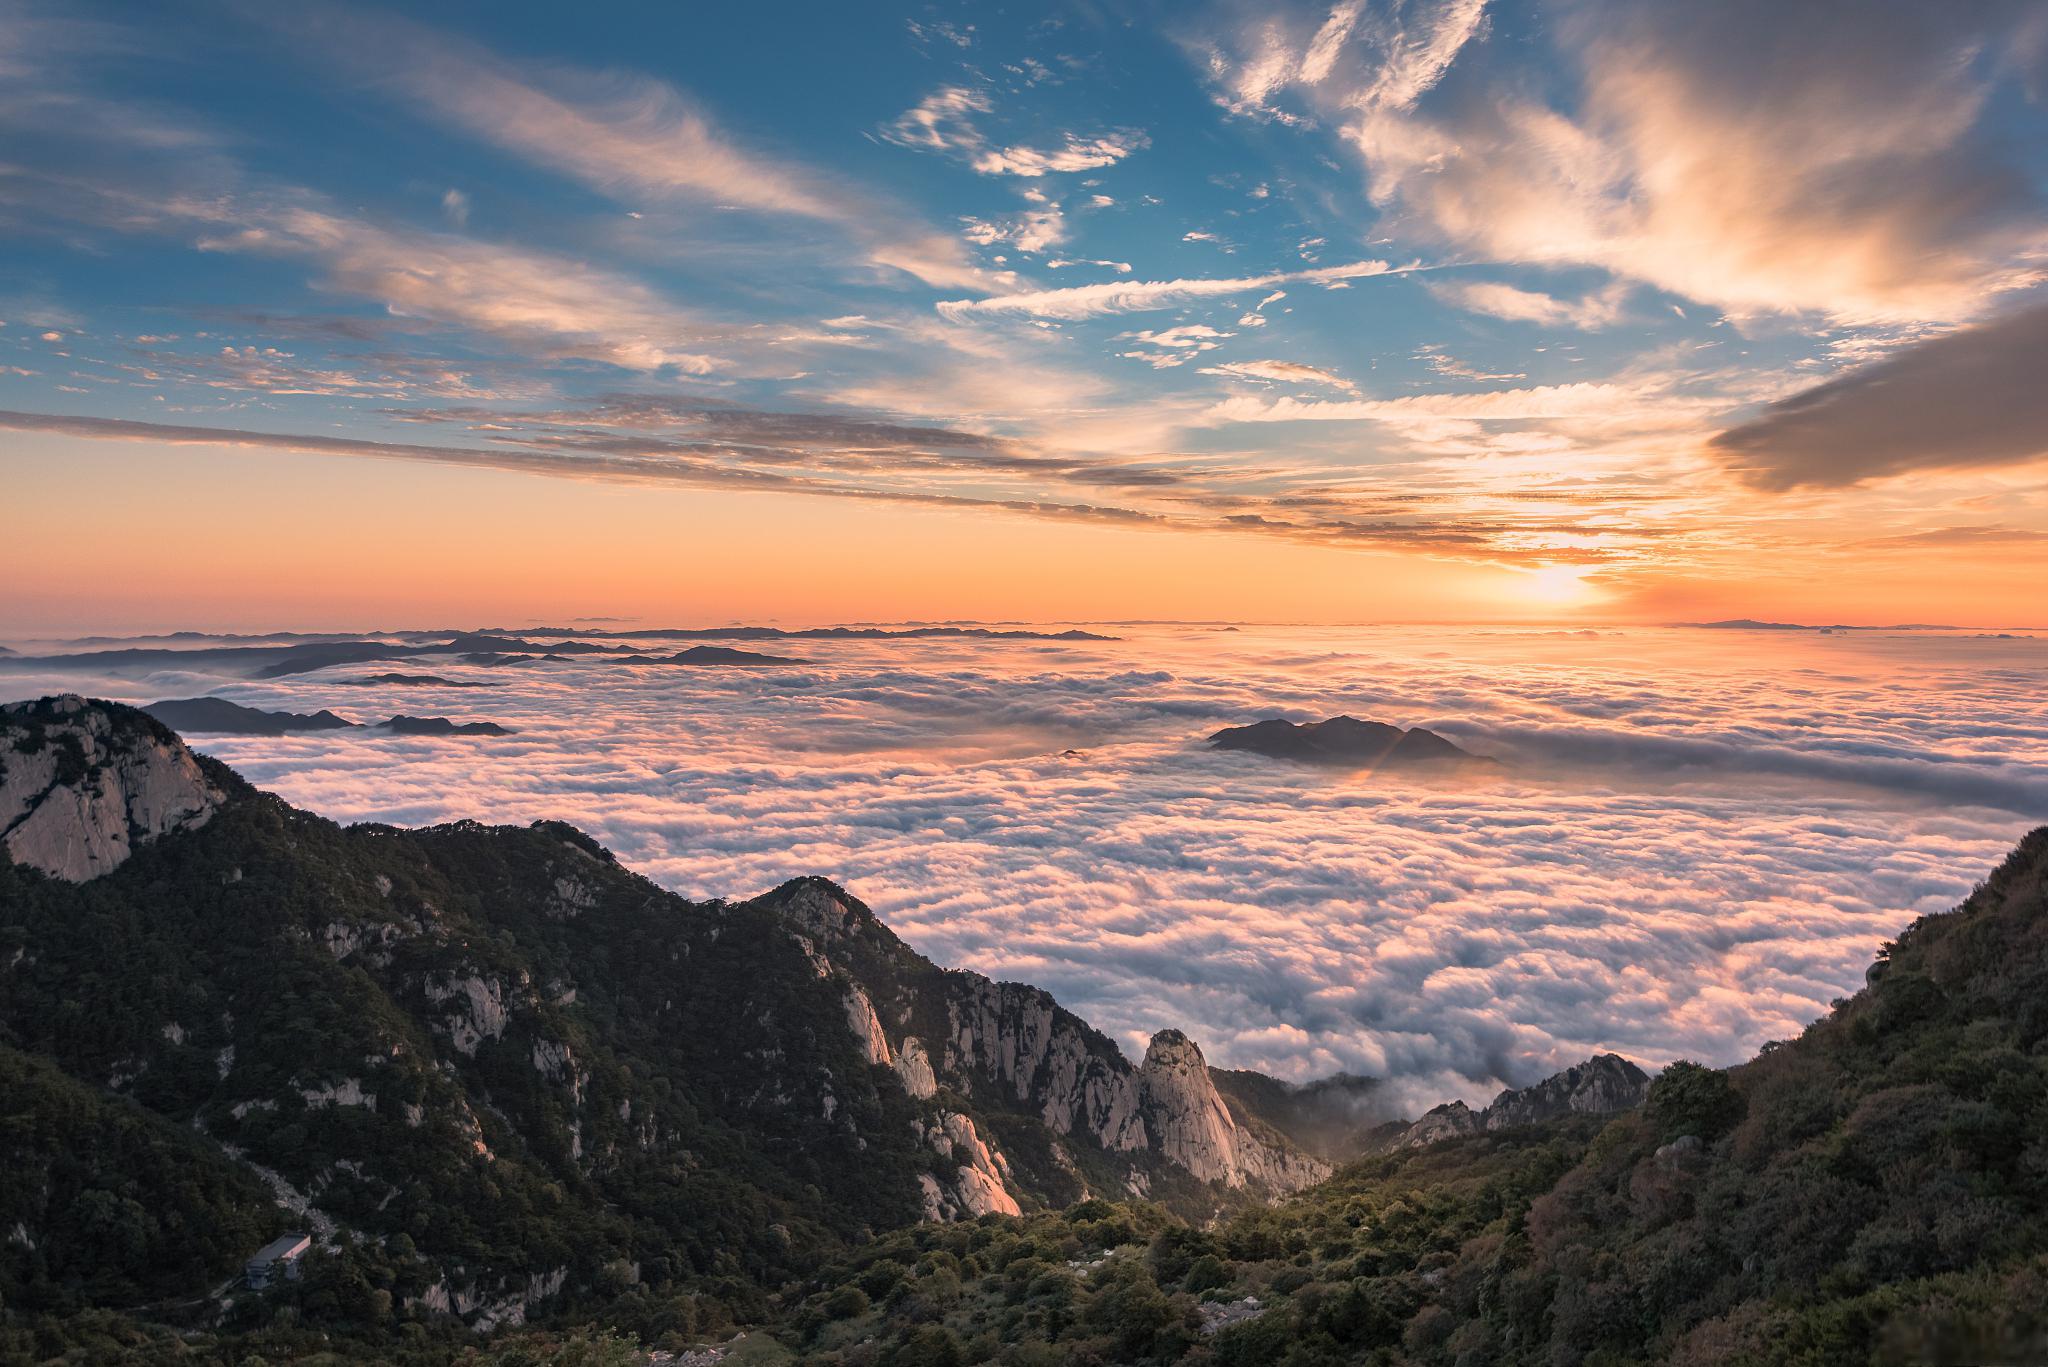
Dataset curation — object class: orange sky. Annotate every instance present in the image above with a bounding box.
[5,435,2044,635]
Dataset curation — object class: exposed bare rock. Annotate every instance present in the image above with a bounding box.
[1139,1030,1331,1191]
[1399,1100,1481,1147]
[844,984,893,1066]
[894,1036,938,1100]
[297,1078,377,1111]
[945,977,1150,1152]
[917,1111,1022,1219]
[1396,1053,1651,1148]
[1484,1053,1650,1129]
[423,974,512,1056]
[751,877,1332,1197]
[0,695,223,881]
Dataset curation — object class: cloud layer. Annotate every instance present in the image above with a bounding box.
[7,623,2041,1113]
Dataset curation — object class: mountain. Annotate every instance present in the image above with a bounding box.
[494,625,1119,642]
[144,696,360,735]
[139,700,512,738]
[0,696,1332,1345]
[12,695,2048,1364]
[1209,716,1488,769]
[652,646,805,666]
[1392,1052,1649,1147]
[737,827,2048,1366]
[1207,1068,1388,1163]
[342,674,495,688]
[0,695,225,881]
[378,715,514,736]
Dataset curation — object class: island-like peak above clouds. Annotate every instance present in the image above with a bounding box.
[144,696,359,735]
[1208,715,1489,768]
[139,698,514,738]
[377,715,514,737]
[650,645,806,666]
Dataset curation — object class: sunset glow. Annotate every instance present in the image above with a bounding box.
[0,1,2043,629]
[4,7,2048,1356]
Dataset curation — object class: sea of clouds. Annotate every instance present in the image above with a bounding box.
[7,623,2045,1115]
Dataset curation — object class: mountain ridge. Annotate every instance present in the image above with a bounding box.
[0,695,1364,1333]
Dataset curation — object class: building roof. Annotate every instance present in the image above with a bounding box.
[248,1232,312,1264]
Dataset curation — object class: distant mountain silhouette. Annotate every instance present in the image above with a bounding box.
[1688,618,1958,631]
[651,645,805,666]
[1208,716,1488,768]
[341,673,494,687]
[143,697,357,735]
[493,625,1117,642]
[379,715,513,737]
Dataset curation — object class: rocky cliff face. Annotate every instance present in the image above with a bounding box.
[749,878,1331,1202]
[1140,1030,1331,1190]
[0,697,1344,1329]
[1395,1053,1650,1147]
[0,695,224,881]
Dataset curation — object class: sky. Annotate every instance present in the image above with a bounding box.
[7,621,2043,1110]
[1,0,2046,629]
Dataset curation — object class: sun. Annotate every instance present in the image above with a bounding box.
[1514,564,1604,609]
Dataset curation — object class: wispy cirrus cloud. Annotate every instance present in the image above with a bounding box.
[881,85,1149,177]
[1427,278,1631,330]
[938,258,1402,320]
[262,4,997,292]
[0,405,1683,569]
[1199,359,1358,392]
[197,201,731,373]
[1207,380,1672,425]
[1200,0,1489,124]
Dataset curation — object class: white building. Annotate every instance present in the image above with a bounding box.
[244,1232,312,1288]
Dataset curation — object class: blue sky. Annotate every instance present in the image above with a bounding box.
[3,0,2047,625]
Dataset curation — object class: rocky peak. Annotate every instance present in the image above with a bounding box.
[760,877,881,947]
[1142,1027,1208,1074]
[1485,1053,1650,1128]
[1140,1030,1243,1185]
[1394,1053,1651,1148]
[1139,1029,1331,1191]
[0,695,224,882]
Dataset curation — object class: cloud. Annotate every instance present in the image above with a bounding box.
[962,189,1066,255]
[1708,298,2048,489]
[1199,359,1357,392]
[267,5,993,291]
[0,406,1165,526]
[1413,344,1523,383]
[1120,324,1232,369]
[13,623,2038,1105]
[938,259,1398,320]
[1427,278,1630,329]
[1334,0,2047,322]
[196,200,727,373]
[1202,0,1490,123]
[1861,525,2048,550]
[881,86,1149,177]
[0,405,1681,570]
[1208,380,1661,424]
